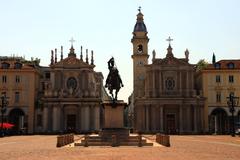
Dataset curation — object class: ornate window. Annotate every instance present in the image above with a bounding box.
[14,62,22,69]
[16,75,20,83]
[214,63,221,69]
[67,77,77,90]
[227,62,235,69]
[1,62,10,69]
[216,75,221,83]
[165,77,175,90]
[2,75,7,83]
[216,92,221,102]
[229,75,234,83]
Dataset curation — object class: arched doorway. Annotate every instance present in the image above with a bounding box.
[8,108,25,134]
[209,108,228,134]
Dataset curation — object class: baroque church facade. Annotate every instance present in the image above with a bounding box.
[131,10,206,134]
[0,43,109,134]
[35,45,106,133]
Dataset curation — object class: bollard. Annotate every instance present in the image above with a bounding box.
[156,133,161,144]
[56,135,61,147]
[163,135,170,147]
[84,135,89,147]
[111,135,117,147]
[70,134,74,143]
[138,134,142,147]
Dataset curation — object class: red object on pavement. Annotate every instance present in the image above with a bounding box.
[0,123,15,129]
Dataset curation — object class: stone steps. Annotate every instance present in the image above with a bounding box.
[74,135,153,146]
[75,141,153,146]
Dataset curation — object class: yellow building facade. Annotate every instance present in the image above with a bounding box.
[0,57,40,134]
[199,59,240,134]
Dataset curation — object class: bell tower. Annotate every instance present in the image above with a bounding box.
[131,7,149,98]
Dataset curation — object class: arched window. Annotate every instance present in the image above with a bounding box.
[137,44,143,53]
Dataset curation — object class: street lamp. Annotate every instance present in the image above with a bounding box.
[0,95,9,137]
[227,94,239,137]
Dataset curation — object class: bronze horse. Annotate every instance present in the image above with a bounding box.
[105,57,124,101]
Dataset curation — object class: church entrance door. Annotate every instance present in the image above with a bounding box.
[166,114,176,134]
[67,114,76,133]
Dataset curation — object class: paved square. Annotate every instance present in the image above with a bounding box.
[0,135,239,160]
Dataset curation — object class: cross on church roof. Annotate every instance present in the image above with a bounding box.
[166,36,173,45]
[69,37,76,46]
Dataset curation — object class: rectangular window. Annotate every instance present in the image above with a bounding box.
[229,75,234,83]
[216,92,221,102]
[45,72,50,79]
[216,75,221,83]
[2,75,7,83]
[37,114,42,127]
[16,75,20,83]
[15,92,20,103]
[1,92,6,96]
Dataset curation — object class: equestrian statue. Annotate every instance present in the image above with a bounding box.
[105,57,124,101]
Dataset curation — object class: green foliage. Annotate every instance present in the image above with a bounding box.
[196,59,208,71]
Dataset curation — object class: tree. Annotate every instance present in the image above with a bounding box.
[196,59,208,71]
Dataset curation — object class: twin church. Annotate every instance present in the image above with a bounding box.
[0,9,214,134]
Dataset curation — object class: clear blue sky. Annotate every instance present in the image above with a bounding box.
[1,0,240,101]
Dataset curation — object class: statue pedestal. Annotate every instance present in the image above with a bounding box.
[103,100,126,128]
[100,100,128,138]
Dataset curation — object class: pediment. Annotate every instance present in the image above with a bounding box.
[153,57,190,66]
[51,56,94,69]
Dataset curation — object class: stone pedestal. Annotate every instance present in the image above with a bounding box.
[100,100,128,139]
[103,100,126,128]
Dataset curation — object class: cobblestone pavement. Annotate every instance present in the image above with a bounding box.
[0,135,239,160]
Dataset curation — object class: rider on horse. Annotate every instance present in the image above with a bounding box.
[105,57,124,100]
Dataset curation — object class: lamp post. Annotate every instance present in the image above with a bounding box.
[0,95,9,137]
[227,94,239,137]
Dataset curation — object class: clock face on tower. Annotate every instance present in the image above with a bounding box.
[67,77,77,90]
[137,44,143,53]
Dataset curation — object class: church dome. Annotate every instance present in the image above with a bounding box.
[133,10,147,32]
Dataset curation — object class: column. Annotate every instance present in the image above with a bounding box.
[43,105,49,132]
[159,71,162,95]
[159,105,164,132]
[81,106,86,131]
[90,105,94,130]
[85,106,90,131]
[76,105,81,132]
[185,71,189,97]
[194,106,198,133]
[95,105,100,130]
[146,105,149,132]
[179,105,183,133]
[151,105,156,132]
[52,106,58,132]
[60,105,64,132]
[179,72,182,95]
[152,71,156,97]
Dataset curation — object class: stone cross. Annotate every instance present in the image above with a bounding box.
[166,36,173,45]
[69,37,76,46]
